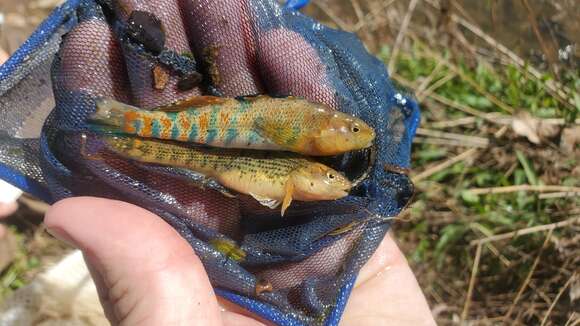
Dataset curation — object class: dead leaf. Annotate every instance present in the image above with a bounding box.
[152,65,169,90]
[511,111,560,144]
[560,126,580,153]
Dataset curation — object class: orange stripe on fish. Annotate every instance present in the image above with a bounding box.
[141,115,153,137]
[123,111,140,134]
[178,112,191,141]
[160,116,172,139]
[220,111,231,128]
[198,112,209,142]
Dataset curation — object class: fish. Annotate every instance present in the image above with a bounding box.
[88,95,375,156]
[102,135,352,215]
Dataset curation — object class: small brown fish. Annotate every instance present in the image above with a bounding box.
[103,136,352,215]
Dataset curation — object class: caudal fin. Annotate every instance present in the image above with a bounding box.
[87,99,139,134]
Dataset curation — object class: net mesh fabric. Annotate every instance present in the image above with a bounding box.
[0,0,420,325]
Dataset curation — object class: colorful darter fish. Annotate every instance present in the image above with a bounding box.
[102,135,352,215]
[89,95,375,156]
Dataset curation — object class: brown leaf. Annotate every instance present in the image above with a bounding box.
[511,111,560,144]
[560,126,580,153]
[152,65,169,90]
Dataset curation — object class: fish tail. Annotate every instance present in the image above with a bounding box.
[89,99,138,127]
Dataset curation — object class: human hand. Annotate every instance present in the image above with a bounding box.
[46,197,434,325]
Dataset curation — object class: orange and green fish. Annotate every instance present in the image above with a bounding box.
[102,135,352,216]
[89,95,375,156]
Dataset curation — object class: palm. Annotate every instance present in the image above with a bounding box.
[47,198,433,325]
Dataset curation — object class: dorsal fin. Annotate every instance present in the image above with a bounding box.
[153,95,229,112]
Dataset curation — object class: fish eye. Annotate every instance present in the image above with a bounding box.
[351,124,360,133]
[327,172,335,180]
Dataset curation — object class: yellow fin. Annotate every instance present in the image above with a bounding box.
[253,117,297,148]
[154,95,229,112]
[209,238,246,262]
[281,181,294,217]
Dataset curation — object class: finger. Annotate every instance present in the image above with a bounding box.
[45,197,224,325]
[255,28,339,109]
[0,202,18,218]
[180,0,264,96]
[342,232,435,325]
[57,19,131,101]
[113,0,202,108]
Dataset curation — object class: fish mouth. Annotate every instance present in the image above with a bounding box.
[336,188,350,198]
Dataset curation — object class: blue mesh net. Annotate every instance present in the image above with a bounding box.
[0,0,420,325]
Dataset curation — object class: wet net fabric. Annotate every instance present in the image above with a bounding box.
[0,0,420,325]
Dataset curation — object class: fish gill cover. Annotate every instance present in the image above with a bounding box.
[0,0,420,324]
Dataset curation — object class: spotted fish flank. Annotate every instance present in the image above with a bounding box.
[89,96,376,156]
[103,136,353,216]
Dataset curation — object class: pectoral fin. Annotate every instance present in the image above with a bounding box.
[154,95,229,112]
[281,181,294,217]
[253,118,296,148]
[250,193,281,209]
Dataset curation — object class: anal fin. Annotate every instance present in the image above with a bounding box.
[250,192,281,210]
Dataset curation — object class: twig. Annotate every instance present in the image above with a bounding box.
[539,192,580,199]
[417,72,457,101]
[312,1,350,31]
[461,243,482,323]
[352,0,397,32]
[415,128,489,147]
[466,185,580,196]
[424,116,477,128]
[540,272,577,326]
[414,60,446,99]
[413,137,487,148]
[565,313,579,326]
[388,0,420,74]
[470,216,580,246]
[392,73,506,125]
[412,148,478,183]
[349,0,365,25]
[504,229,554,321]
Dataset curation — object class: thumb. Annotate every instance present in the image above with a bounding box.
[45,197,223,325]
